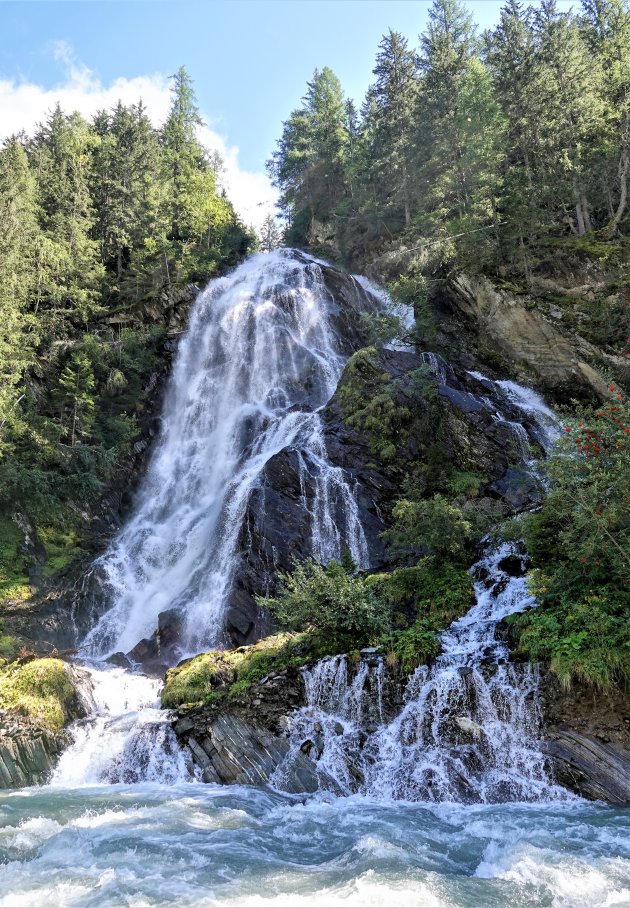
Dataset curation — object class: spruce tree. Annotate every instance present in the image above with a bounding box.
[28,106,104,329]
[0,139,39,448]
[370,30,420,229]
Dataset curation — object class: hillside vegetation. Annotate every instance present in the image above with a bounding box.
[0,68,254,599]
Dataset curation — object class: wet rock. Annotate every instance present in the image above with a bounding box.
[542,731,630,804]
[497,554,528,577]
[184,714,319,793]
[0,716,71,788]
[106,652,134,670]
[454,717,485,738]
[489,466,544,511]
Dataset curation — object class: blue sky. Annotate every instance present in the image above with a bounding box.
[1,1,575,226]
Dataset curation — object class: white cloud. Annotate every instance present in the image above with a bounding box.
[0,47,276,230]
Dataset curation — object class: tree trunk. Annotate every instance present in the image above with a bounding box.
[601,148,629,240]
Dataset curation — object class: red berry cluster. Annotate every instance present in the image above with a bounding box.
[566,385,629,461]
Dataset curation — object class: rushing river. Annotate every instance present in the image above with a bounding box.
[0,785,629,907]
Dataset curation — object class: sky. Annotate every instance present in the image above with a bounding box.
[1,0,576,229]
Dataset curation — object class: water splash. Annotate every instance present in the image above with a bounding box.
[81,250,373,659]
[51,666,196,786]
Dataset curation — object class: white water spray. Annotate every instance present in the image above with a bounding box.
[51,666,195,786]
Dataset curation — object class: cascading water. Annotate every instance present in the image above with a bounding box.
[275,376,566,804]
[82,249,373,660]
[50,250,379,793]
[51,666,196,786]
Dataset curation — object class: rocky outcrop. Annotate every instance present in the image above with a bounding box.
[542,731,630,804]
[0,712,71,787]
[176,714,319,792]
[0,662,94,788]
[438,272,613,400]
[171,664,318,790]
[540,672,630,804]
[226,347,548,645]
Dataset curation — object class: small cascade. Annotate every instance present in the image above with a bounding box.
[81,250,377,660]
[272,654,388,795]
[360,543,559,803]
[419,351,452,385]
[51,666,196,786]
[296,417,368,566]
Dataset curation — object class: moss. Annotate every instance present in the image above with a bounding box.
[337,348,412,462]
[39,526,84,576]
[162,630,355,709]
[0,658,77,731]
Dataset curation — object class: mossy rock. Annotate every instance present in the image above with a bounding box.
[0,659,80,732]
[162,630,355,709]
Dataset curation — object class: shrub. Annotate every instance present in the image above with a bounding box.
[259,558,390,640]
[513,383,630,688]
[382,493,474,562]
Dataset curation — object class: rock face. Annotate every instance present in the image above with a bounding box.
[438,272,612,400]
[539,671,630,804]
[229,347,548,639]
[0,713,71,787]
[171,651,630,805]
[542,731,630,804]
[0,663,94,788]
[171,666,319,791]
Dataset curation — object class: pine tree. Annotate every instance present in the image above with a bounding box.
[161,67,204,243]
[268,67,348,236]
[0,139,39,448]
[532,0,606,235]
[91,101,161,282]
[56,350,96,447]
[418,0,503,252]
[581,0,630,237]
[158,67,238,280]
[303,67,349,218]
[370,30,420,229]
[28,105,104,329]
[259,214,283,251]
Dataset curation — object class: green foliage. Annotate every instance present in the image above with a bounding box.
[269,0,630,304]
[0,658,77,731]
[0,68,253,575]
[0,518,30,603]
[512,384,630,688]
[260,558,390,640]
[164,557,475,709]
[376,558,474,670]
[338,348,411,460]
[383,492,474,562]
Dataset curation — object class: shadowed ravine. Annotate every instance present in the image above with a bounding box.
[1,251,629,907]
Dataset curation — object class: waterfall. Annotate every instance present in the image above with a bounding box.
[275,376,568,804]
[81,250,374,660]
